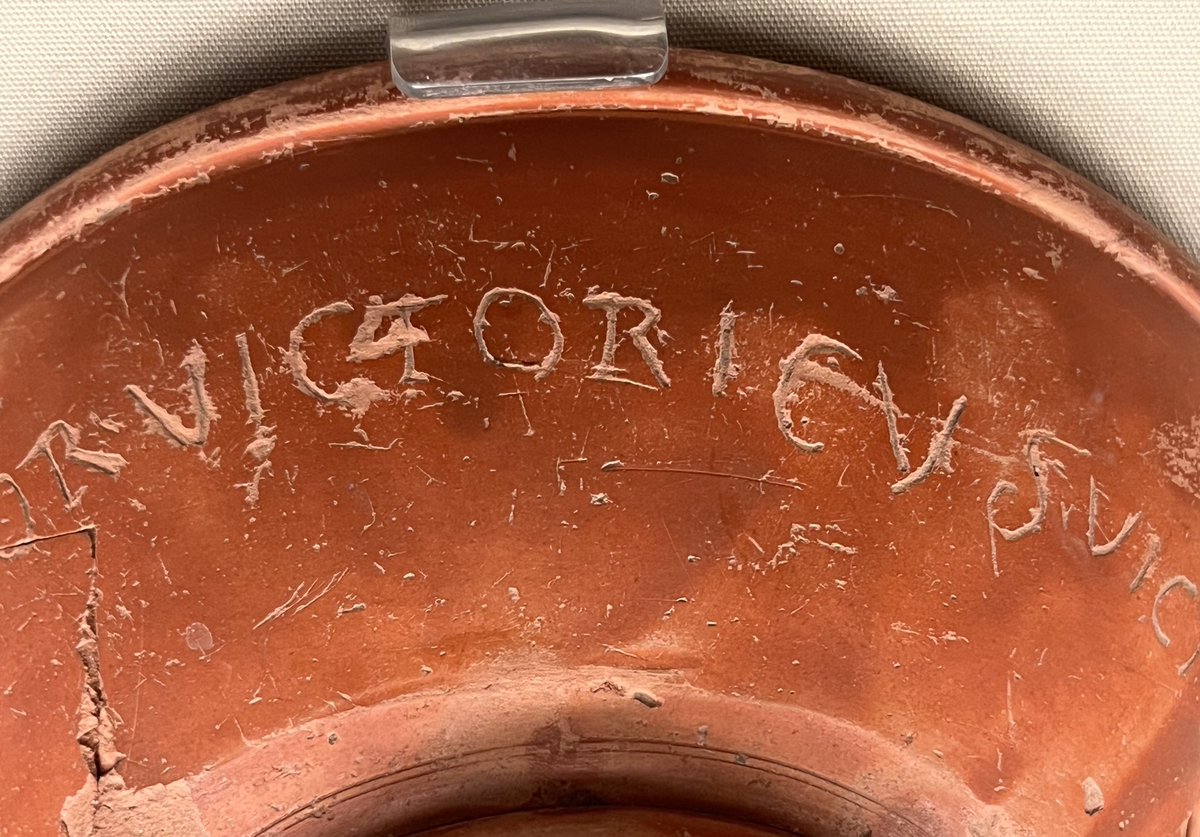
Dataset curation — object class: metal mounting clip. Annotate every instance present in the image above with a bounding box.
[388,0,669,99]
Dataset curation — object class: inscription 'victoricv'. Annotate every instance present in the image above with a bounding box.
[0,283,1191,680]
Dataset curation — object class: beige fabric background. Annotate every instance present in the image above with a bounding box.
[1,1,1198,259]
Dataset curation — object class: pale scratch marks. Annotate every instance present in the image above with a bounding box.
[473,288,563,380]
[252,568,349,630]
[874,362,910,474]
[1129,533,1163,593]
[773,334,987,485]
[583,291,671,390]
[987,430,1090,544]
[0,524,97,555]
[1151,574,1200,677]
[292,569,348,615]
[555,456,587,496]
[772,523,858,568]
[985,481,1016,577]
[234,332,276,507]
[890,396,967,495]
[1086,476,1141,557]
[0,473,35,557]
[1151,575,1197,648]
[253,585,305,630]
[498,385,536,437]
[18,421,128,510]
[600,460,804,493]
[1006,672,1016,738]
[329,438,399,451]
[889,621,970,645]
[349,293,446,384]
[711,303,742,397]
[125,340,217,446]
[285,302,390,418]
[236,332,266,426]
[774,334,867,453]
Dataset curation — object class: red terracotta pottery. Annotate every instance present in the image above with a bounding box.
[0,50,1198,837]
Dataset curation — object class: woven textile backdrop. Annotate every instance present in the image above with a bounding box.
[1,0,1198,258]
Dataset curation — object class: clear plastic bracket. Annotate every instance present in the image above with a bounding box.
[388,0,669,99]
